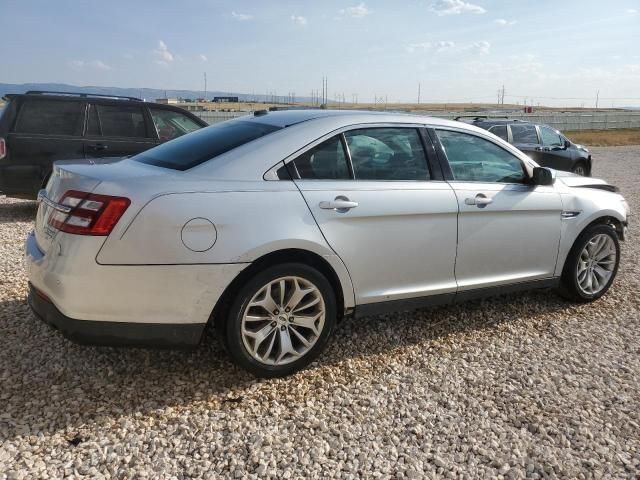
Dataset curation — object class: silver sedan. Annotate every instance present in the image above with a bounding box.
[25,110,630,377]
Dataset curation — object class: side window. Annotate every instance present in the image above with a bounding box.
[344,128,429,180]
[149,108,202,142]
[290,135,351,180]
[488,125,508,141]
[14,100,84,136]
[510,124,539,144]
[86,104,101,136]
[540,126,563,147]
[96,104,148,138]
[435,129,527,183]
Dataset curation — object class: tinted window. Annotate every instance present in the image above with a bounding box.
[540,126,563,146]
[15,100,84,135]
[436,129,526,183]
[134,120,281,170]
[150,108,202,142]
[290,136,350,180]
[96,104,147,138]
[510,124,539,144]
[344,128,429,180]
[488,125,508,141]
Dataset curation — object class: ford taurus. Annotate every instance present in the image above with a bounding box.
[25,110,630,377]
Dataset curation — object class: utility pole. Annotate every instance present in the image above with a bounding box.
[417,82,421,104]
[203,72,207,101]
[595,89,600,109]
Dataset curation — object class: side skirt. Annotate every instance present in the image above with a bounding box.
[353,278,560,319]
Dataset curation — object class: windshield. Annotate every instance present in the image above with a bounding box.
[133,120,281,171]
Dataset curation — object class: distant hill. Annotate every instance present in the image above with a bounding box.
[0,82,311,103]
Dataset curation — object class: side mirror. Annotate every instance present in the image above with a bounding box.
[564,139,571,149]
[532,167,555,186]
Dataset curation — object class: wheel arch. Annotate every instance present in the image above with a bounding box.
[555,213,625,277]
[208,248,353,333]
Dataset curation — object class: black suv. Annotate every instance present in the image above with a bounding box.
[462,118,592,176]
[0,91,208,198]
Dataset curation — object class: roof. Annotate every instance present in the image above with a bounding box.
[244,109,462,129]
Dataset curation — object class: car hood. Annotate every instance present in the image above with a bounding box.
[555,170,618,192]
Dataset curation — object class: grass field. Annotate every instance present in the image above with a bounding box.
[564,129,640,146]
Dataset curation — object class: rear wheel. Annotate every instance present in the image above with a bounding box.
[224,263,336,377]
[558,224,620,302]
[571,162,588,176]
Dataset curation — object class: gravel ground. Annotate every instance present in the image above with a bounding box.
[1,146,639,479]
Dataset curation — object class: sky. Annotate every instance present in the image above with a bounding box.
[1,0,639,107]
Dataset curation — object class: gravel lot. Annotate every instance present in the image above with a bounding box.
[1,146,639,479]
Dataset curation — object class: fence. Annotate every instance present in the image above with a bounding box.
[194,111,249,124]
[194,110,640,131]
[426,111,640,131]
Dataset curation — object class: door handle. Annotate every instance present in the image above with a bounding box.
[464,194,493,208]
[88,143,108,151]
[534,146,543,151]
[319,196,358,212]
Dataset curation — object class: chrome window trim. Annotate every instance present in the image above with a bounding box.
[265,122,433,182]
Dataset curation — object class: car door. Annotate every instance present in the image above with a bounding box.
[508,123,542,163]
[289,126,459,308]
[84,102,157,159]
[432,128,562,291]
[539,125,574,172]
[2,98,85,195]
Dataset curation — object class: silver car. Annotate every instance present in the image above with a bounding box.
[25,110,630,377]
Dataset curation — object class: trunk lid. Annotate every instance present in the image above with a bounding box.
[34,158,161,253]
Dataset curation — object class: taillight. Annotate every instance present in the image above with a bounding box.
[48,190,130,236]
[0,138,6,160]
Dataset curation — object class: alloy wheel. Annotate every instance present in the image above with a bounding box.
[576,233,617,295]
[240,276,326,365]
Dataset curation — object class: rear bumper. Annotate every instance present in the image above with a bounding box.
[28,283,204,348]
[24,229,248,347]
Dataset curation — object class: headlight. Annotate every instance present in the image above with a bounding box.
[621,199,630,217]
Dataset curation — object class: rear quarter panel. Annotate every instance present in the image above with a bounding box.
[96,182,356,307]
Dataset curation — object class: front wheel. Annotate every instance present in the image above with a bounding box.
[571,162,588,176]
[224,263,337,377]
[558,224,620,302]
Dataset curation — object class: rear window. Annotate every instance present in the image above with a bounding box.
[14,99,84,136]
[133,120,281,170]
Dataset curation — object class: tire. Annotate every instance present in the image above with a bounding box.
[557,224,620,303]
[571,162,588,176]
[224,263,337,377]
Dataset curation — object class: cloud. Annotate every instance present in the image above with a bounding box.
[435,40,456,51]
[154,40,174,66]
[494,18,516,26]
[231,11,253,21]
[199,54,207,62]
[339,2,372,18]
[89,60,111,71]
[405,40,456,53]
[627,8,638,14]
[466,40,491,55]
[430,0,486,16]
[291,15,307,25]
[68,59,111,71]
